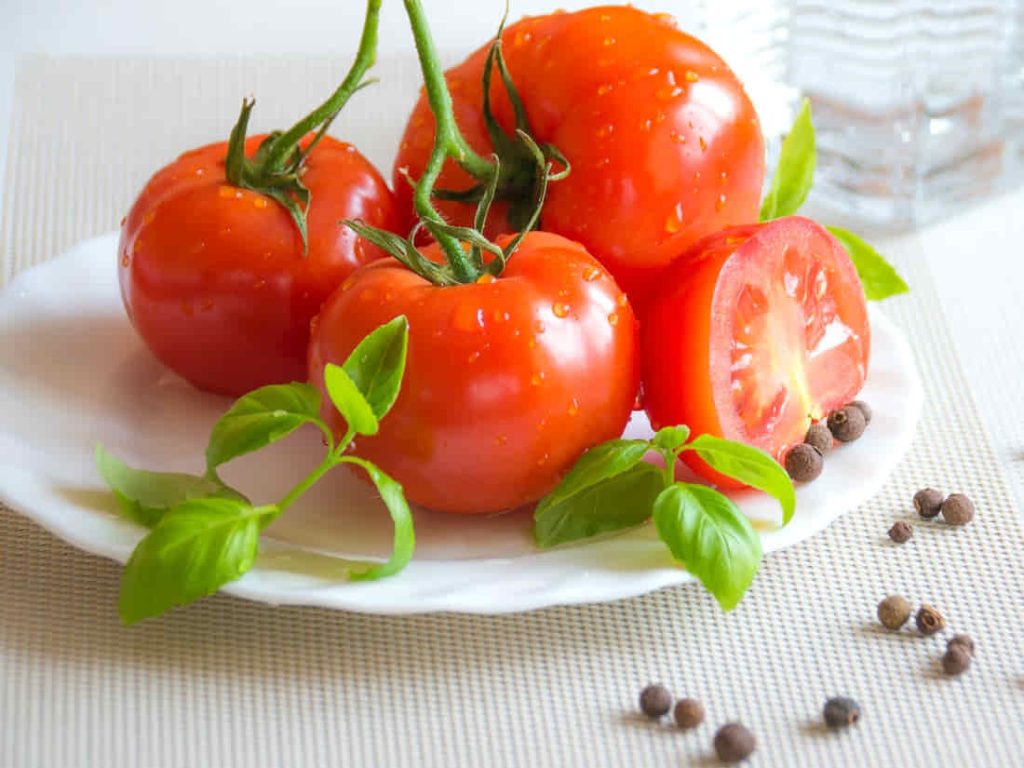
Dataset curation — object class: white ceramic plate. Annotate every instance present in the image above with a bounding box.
[0,233,922,614]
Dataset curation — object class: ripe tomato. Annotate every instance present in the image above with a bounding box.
[641,217,870,485]
[119,134,399,396]
[308,231,639,514]
[393,5,764,302]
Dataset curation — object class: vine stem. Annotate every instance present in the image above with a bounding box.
[275,427,355,516]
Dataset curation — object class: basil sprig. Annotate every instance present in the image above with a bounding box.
[533,427,794,610]
[97,316,413,624]
[761,99,909,301]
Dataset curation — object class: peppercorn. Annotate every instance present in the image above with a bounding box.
[674,698,705,730]
[823,697,861,728]
[916,604,947,636]
[804,422,833,454]
[639,684,673,718]
[714,723,755,763]
[942,645,971,676]
[877,595,912,630]
[827,406,867,443]
[913,487,945,519]
[848,400,872,425]
[888,521,913,544]
[785,443,823,482]
[941,493,975,526]
[948,634,975,656]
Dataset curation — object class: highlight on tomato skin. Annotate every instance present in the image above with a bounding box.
[640,216,871,487]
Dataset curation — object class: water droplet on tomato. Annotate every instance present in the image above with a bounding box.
[608,311,620,326]
[720,171,729,184]
[452,303,485,332]
[133,240,143,254]
[603,36,616,46]
[531,371,545,387]
[495,434,508,446]
[617,293,628,308]
[467,350,481,364]
[552,302,570,318]
[253,197,269,209]
[142,210,155,225]
[670,130,687,144]
[664,202,684,233]
[716,194,727,211]
[120,255,130,267]
[685,70,700,82]
[536,453,549,466]
[656,84,684,101]
[699,137,708,152]
[568,398,580,416]
[596,124,614,139]
[597,83,613,96]
[599,12,611,21]
[654,12,677,26]
[492,309,509,323]
[583,266,601,282]
[534,319,546,333]
[476,273,496,285]
[513,30,533,46]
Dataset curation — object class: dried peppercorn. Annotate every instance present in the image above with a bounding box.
[948,634,975,656]
[942,645,971,676]
[848,400,872,425]
[913,488,944,519]
[674,698,705,730]
[714,723,755,763]
[941,493,975,526]
[639,684,673,718]
[827,406,867,443]
[888,521,913,543]
[916,604,946,636]
[784,443,824,482]
[804,422,833,454]
[877,595,912,630]
[823,697,861,728]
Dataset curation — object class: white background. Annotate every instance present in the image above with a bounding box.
[1,0,1022,509]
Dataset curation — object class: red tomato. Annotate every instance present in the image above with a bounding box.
[119,134,399,396]
[308,232,639,514]
[393,5,764,303]
[641,217,870,485]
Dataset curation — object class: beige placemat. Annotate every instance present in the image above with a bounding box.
[2,56,1022,768]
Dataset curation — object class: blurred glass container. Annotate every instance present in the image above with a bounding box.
[685,0,1023,230]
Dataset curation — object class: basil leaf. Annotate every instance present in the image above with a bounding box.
[118,497,273,624]
[324,364,379,436]
[760,98,815,221]
[341,457,415,580]
[827,225,910,301]
[653,483,762,610]
[685,434,796,525]
[96,445,245,528]
[653,425,691,454]
[341,315,409,420]
[535,439,652,517]
[205,383,322,471]
[534,463,665,548]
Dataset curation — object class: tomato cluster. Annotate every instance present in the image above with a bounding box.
[119,4,870,515]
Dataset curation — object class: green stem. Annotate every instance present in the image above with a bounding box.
[262,0,382,172]
[275,428,355,515]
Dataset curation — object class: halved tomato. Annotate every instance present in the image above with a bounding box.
[641,216,870,485]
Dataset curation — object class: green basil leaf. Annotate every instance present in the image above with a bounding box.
[534,463,665,548]
[534,439,652,518]
[826,225,910,301]
[653,425,691,454]
[205,383,322,471]
[96,445,245,528]
[685,434,796,525]
[653,483,762,610]
[341,315,409,420]
[341,457,414,581]
[760,98,816,221]
[324,364,379,436]
[118,497,273,624]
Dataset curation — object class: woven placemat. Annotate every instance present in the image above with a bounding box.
[1,56,1022,768]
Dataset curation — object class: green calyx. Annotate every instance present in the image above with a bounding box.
[348,0,568,286]
[223,0,382,257]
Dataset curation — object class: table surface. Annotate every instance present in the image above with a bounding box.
[1,4,1023,767]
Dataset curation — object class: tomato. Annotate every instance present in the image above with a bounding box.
[393,5,764,303]
[308,231,639,514]
[641,216,870,485]
[119,134,399,396]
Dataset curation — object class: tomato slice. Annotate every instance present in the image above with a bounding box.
[641,216,870,484]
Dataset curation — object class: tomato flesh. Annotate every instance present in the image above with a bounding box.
[642,217,870,483]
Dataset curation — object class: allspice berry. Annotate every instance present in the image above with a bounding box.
[714,723,756,764]
[941,493,975,526]
[849,400,872,425]
[785,443,824,482]
[827,406,867,443]
[674,698,705,730]
[916,604,947,636]
[804,422,833,454]
[942,645,971,676]
[639,684,673,718]
[823,697,861,728]
[913,488,945,519]
[888,521,913,543]
[877,595,912,630]
[948,634,975,656]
